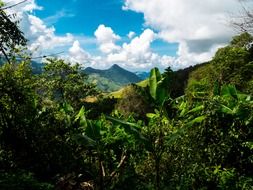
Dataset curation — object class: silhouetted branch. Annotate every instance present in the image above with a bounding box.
[0,46,11,64]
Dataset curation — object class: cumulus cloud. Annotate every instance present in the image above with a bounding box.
[107,29,155,65]
[106,29,176,70]
[3,0,74,56]
[66,40,109,69]
[3,0,248,71]
[127,31,136,39]
[68,40,91,64]
[94,24,121,54]
[61,26,175,71]
[27,15,74,52]
[123,0,253,67]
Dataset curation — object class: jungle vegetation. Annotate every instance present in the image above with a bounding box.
[0,2,253,190]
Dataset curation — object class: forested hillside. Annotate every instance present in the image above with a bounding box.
[84,64,142,92]
[1,1,253,190]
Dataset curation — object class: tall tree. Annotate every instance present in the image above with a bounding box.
[38,58,98,109]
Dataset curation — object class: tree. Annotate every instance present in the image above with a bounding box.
[0,61,37,171]
[186,33,253,97]
[38,58,98,109]
[0,1,27,63]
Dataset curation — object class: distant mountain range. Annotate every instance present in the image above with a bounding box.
[83,64,143,92]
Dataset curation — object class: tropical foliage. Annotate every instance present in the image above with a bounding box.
[0,4,253,189]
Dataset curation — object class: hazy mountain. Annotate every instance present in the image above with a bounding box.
[84,64,142,85]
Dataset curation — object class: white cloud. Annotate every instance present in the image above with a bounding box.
[94,24,121,54]
[68,40,91,64]
[123,0,253,68]
[106,29,175,70]
[43,9,75,25]
[107,29,156,67]
[66,40,110,68]
[4,0,248,71]
[127,31,136,39]
[3,0,74,56]
[3,0,42,18]
[27,15,74,52]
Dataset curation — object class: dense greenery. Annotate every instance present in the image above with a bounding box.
[0,4,253,189]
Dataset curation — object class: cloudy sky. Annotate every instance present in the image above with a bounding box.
[2,0,251,71]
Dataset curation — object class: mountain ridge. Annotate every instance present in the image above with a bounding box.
[83,64,142,86]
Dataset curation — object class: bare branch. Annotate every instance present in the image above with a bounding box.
[231,0,253,33]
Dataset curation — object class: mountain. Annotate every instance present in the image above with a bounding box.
[86,74,122,92]
[83,64,142,92]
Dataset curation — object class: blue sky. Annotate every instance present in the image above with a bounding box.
[35,0,144,36]
[33,0,178,59]
[4,0,247,71]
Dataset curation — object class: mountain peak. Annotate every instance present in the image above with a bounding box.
[83,64,141,86]
[110,64,121,70]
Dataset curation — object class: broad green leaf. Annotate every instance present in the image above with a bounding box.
[220,104,234,115]
[221,85,238,99]
[74,106,87,127]
[156,79,168,105]
[149,67,161,100]
[106,116,151,150]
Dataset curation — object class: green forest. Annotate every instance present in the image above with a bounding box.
[1,2,253,190]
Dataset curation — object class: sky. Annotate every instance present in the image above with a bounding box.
[2,0,252,71]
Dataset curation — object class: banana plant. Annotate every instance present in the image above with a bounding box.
[218,85,253,123]
[148,67,170,107]
[73,107,149,189]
